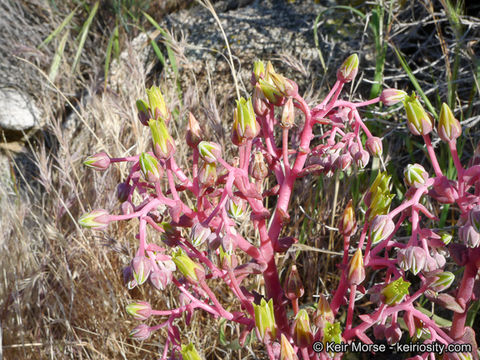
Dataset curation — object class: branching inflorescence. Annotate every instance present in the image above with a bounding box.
[79,54,479,360]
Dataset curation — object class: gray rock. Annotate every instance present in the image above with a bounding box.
[0,88,39,131]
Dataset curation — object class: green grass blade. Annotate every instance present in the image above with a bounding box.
[39,7,76,48]
[48,30,69,82]
[148,36,166,67]
[392,44,438,118]
[142,11,179,78]
[104,25,118,90]
[313,14,327,73]
[72,1,99,73]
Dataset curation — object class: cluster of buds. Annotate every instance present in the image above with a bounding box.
[78,53,480,360]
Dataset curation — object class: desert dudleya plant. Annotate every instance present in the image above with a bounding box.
[80,57,479,360]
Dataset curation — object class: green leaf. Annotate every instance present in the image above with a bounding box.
[39,7,76,48]
[48,30,69,82]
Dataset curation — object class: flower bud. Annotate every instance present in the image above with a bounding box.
[281,97,295,129]
[234,97,260,141]
[468,205,480,234]
[280,334,298,360]
[83,152,110,171]
[226,196,246,220]
[365,137,383,157]
[146,86,169,122]
[116,182,130,202]
[253,298,276,342]
[136,99,150,126]
[381,277,410,306]
[284,264,304,300]
[404,163,429,188]
[186,112,202,148]
[440,232,453,246]
[181,343,203,360]
[199,162,217,187]
[459,223,480,248]
[339,200,357,237]
[259,78,283,105]
[337,153,353,172]
[132,255,152,286]
[348,249,365,285]
[148,119,176,160]
[172,248,205,283]
[126,301,152,320]
[249,151,268,180]
[252,60,265,83]
[380,88,407,106]
[129,323,151,341]
[78,209,110,230]
[150,269,171,290]
[313,295,334,328]
[354,149,370,169]
[198,141,222,163]
[337,54,359,83]
[253,84,268,116]
[427,271,455,292]
[293,309,313,348]
[139,152,162,182]
[429,176,458,204]
[397,246,426,275]
[404,92,433,136]
[121,201,134,215]
[190,222,211,247]
[438,103,462,142]
[369,215,395,245]
[385,325,402,344]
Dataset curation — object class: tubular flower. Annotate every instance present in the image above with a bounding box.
[438,103,461,142]
[404,92,433,136]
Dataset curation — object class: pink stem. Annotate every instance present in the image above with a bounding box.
[423,134,443,177]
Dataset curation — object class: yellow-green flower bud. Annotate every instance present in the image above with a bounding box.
[380,89,407,106]
[253,298,276,342]
[146,86,169,122]
[280,334,298,360]
[198,141,222,163]
[428,271,455,292]
[381,277,410,306]
[226,196,246,220]
[234,97,260,140]
[259,78,283,105]
[148,119,176,160]
[404,163,429,188]
[172,248,205,283]
[78,209,110,230]
[253,60,265,83]
[404,92,433,136]
[181,343,203,360]
[438,103,462,142]
[139,152,162,182]
[293,309,313,348]
[348,249,365,285]
[284,264,304,300]
[338,199,357,237]
[337,54,359,83]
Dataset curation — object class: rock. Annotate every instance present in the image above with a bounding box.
[0,89,39,132]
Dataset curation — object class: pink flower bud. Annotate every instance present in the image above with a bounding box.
[126,301,152,320]
[280,97,295,129]
[253,84,268,116]
[397,247,426,275]
[249,151,268,180]
[468,205,480,234]
[380,88,407,106]
[459,223,480,248]
[426,270,455,292]
[186,112,202,148]
[348,249,365,285]
[293,309,313,348]
[83,152,110,171]
[199,162,217,187]
[429,176,458,204]
[190,222,211,247]
[354,149,370,168]
[284,264,304,300]
[385,325,402,344]
[131,256,152,286]
[129,323,151,341]
[369,215,395,245]
[365,137,383,157]
[338,200,357,237]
